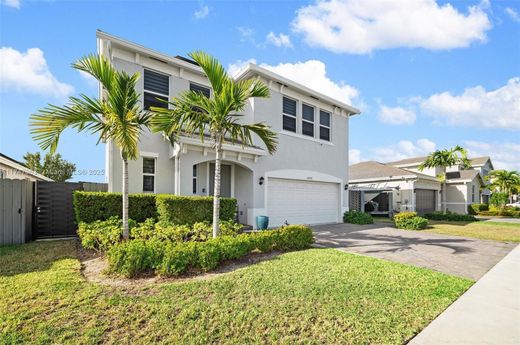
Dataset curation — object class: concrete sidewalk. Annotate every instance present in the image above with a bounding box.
[410,244,520,345]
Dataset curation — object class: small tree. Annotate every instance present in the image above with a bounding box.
[30,55,152,240]
[152,51,278,238]
[23,152,76,182]
[419,145,471,213]
[490,192,509,215]
[488,170,520,203]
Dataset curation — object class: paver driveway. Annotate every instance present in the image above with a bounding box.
[312,223,516,280]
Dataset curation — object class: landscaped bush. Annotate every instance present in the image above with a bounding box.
[156,195,237,225]
[107,224,314,277]
[468,203,489,215]
[393,212,428,230]
[424,211,477,222]
[479,210,520,218]
[74,192,157,223]
[77,217,137,252]
[343,210,374,224]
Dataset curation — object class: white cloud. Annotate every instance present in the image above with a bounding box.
[237,27,256,45]
[419,77,520,129]
[227,58,257,77]
[0,47,74,98]
[371,139,436,162]
[292,0,491,54]
[78,70,98,89]
[194,4,209,19]
[505,7,520,23]
[378,105,416,125]
[349,149,361,164]
[266,32,293,48]
[465,141,520,171]
[1,0,20,9]
[228,59,359,105]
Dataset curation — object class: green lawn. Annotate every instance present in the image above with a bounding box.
[424,221,520,242]
[0,241,472,344]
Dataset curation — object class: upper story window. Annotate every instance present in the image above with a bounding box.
[143,69,169,110]
[319,110,331,141]
[282,97,297,132]
[142,157,156,193]
[190,83,211,98]
[302,104,315,137]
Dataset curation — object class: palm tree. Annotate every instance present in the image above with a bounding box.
[151,51,278,238]
[30,55,152,240]
[488,170,520,203]
[419,145,471,213]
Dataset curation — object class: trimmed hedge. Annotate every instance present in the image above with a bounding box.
[393,212,428,230]
[74,192,238,225]
[468,203,489,215]
[424,211,477,222]
[107,225,314,278]
[478,210,520,218]
[156,195,237,225]
[74,192,157,223]
[343,210,374,225]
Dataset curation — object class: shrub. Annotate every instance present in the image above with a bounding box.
[343,210,374,225]
[394,212,429,230]
[77,217,137,251]
[468,203,489,215]
[490,192,509,208]
[107,239,165,277]
[156,195,237,225]
[74,192,157,223]
[191,220,242,241]
[275,225,315,251]
[424,211,477,222]
[157,242,197,276]
[107,224,315,277]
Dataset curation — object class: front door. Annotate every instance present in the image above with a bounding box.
[209,163,231,197]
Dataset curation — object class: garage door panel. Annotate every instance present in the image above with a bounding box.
[416,189,436,214]
[267,178,339,227]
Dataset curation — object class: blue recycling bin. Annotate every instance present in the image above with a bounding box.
[256,215,269,230]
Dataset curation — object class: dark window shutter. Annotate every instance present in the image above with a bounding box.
[144,69,169,95]
[144,92,168,110]
[143,158,155,174]
[143,176,154,192]
[302,121,314,137]
[190,83,211,98]
[283,97,297,116]
[320,110,331,127]
[283,115,296,132]
[302,104,314,122]
[319,127,330,141]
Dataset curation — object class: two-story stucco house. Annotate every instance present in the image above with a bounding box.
[98,31,360,227]
[348,156,493,215]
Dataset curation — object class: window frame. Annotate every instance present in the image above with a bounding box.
[142,157,156,193]
[143,68,170,110]
[301,103,315,137]
[192,164,198,194]
[282,96,297,133]
[319,110,331,142]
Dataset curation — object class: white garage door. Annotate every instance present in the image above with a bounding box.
[267,178,340,227]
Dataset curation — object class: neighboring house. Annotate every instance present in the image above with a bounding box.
[98,31,361,227]
[0,153,53,182]
[349,156,492,215]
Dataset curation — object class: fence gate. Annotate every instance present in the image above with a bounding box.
[0,179,33,245]
[34,181,82,238]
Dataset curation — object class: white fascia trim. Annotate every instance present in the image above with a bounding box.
[178,136,267,156]
[349,175,417,183]
[0,156,53,181]
[234,64,360,116]
[96,30,205,76]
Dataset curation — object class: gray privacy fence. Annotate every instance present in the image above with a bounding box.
[0,180,108,245]
[0,179,33,245]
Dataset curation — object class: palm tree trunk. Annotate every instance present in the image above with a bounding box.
[212,139,222,238]
[122,157,129,240]
[442,182,446,214]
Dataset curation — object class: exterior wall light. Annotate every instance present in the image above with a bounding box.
[259,176,264,185]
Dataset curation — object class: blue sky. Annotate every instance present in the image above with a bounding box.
[1,0,519,182]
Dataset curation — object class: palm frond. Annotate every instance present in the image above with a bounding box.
[72,54,115,92]
[189,51,229,95]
